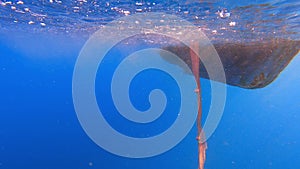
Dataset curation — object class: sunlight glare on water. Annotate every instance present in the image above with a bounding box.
[0,0,299,42]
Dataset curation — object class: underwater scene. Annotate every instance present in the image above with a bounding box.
[0,0,299,169]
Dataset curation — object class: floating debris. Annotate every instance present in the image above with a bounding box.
[11,6,16,10]
[28,21,34,25]
[40,22,46,27]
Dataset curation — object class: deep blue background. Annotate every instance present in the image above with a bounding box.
[0,30,299,169]
[95,35,181,138]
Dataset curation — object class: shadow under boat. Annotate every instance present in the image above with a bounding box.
[162,38,300,89]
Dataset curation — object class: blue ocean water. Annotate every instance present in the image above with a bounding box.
[0,0,300,169]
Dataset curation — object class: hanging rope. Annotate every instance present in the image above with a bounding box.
[189,43,207,169]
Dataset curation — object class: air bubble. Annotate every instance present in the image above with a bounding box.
[217,9,231,19]
[123,11,130,15]
[5,1,12,5]
[229,21,236,26]
[16,1,24,5]
[135,2,143,6]
[135,8,142,12]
